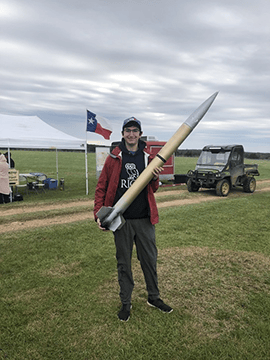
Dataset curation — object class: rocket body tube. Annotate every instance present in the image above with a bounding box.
[97,92,218,231]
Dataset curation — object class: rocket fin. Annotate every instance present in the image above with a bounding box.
[97,206,125,231]
[97,206,113,222]
[108,214,125,232]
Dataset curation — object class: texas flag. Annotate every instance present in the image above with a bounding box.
[86,110,112,140]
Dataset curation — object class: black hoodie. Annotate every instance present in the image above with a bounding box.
[113,139,149,219]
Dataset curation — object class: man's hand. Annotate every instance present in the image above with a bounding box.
[152,166,164,180]
[97,218,109,231]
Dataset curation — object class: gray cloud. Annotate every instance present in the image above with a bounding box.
[1,0,270,152]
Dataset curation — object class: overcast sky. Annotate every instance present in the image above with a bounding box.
[1,0,270,152]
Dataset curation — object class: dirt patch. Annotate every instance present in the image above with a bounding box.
[1,180,270,234]
[3,212,94,234]
[0,199,94,217]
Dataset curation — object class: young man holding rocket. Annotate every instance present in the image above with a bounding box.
[94,117,173,322]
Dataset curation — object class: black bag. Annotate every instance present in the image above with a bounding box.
[13,194,24,201]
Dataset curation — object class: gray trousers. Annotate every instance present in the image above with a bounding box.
[113,218,160,305]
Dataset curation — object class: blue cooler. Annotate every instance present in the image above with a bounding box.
[44,178,58,189]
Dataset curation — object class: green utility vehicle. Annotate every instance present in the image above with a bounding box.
[186,145,260,196]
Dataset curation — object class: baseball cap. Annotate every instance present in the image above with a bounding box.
[122,117,141,132]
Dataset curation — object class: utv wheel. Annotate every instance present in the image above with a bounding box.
[243,177,256,193]
[187,178,200,192]
[216,179,230,197]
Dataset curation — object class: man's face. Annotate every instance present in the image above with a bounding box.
[122,126,142,147]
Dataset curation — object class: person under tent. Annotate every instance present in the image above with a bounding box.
[0,154,11,204]
[4,152,15,168]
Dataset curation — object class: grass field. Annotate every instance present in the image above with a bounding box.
[2,149,270,203]
[6,149,98,201]
[1,150,270,359]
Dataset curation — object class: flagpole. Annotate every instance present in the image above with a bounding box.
[85,110,89,195]
[85,109,112,196]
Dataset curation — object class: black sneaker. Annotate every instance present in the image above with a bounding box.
[118,304,132,322]
[147,298,173,313]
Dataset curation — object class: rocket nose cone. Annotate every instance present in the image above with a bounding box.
[184,92,219,129]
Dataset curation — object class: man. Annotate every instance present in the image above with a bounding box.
[94,117,173,322]
[4,152,15,168]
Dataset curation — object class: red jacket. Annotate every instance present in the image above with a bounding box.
[94,145,160,225]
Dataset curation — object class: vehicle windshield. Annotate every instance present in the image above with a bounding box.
[197,150,230,166]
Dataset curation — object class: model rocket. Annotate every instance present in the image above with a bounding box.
[97,92,219,231]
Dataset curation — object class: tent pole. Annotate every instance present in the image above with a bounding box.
[8,147,12,203]
[56,149,59,183]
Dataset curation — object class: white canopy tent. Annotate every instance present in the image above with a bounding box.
[0,114,85,149]
[0,114,89,197]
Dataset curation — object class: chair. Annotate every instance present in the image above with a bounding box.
[8,169,18,197]
[34,174,47,193]
[8,169,19,187]
[16,174,29,195]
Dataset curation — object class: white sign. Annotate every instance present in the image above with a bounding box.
[96,147,110,178]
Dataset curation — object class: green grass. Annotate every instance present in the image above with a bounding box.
[1,191,270,359]
[1,150,270,359]
[0,203,92,225]
[3,150,269,205]
[5,149,97,202]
